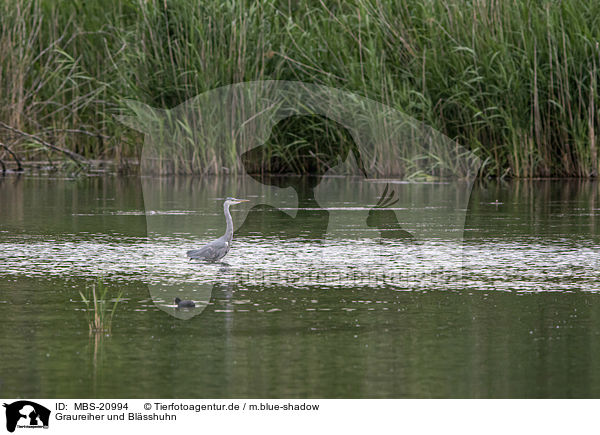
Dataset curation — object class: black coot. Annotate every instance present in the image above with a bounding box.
[175,297,195,308]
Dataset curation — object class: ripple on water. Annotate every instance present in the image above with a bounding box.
[1,232,600,292]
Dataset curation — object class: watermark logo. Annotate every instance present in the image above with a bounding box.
[120,80,481,319]
[3,401,50,432]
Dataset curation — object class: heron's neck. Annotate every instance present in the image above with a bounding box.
[224,203,234,242]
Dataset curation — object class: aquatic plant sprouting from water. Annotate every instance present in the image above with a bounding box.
[79,279,122,334]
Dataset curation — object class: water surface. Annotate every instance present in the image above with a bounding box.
[1,176,600,398]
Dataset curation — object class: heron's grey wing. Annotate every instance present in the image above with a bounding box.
[186,243,218,259]
[186,239,229,261]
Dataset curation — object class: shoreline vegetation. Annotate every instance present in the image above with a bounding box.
[1,0,599,178]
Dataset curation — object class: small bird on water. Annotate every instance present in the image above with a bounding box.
[186,197,249,262]
[175,297,195,308]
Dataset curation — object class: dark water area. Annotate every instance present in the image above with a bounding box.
[1,175,600,398]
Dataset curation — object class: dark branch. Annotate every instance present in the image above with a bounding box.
[0,142,23,171]
[0,122,88,167]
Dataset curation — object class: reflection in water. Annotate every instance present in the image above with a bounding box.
[236,177,330,239]
[366,184,413,239]
[237,114,414,240]
[2,177,600,397]
[238,115,360,240]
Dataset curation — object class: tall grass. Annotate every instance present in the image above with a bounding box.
[1,0,599,177]
[0,0,132,166]
[79,279,123,335]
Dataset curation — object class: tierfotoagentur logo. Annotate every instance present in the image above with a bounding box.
[119,80,481,320]
[3,401,50,433]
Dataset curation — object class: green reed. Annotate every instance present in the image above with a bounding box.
[0,0,599,177]
[79,279,123,335]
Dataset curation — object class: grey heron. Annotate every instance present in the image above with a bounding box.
[175,297,195,308]
[186,197,249,262]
